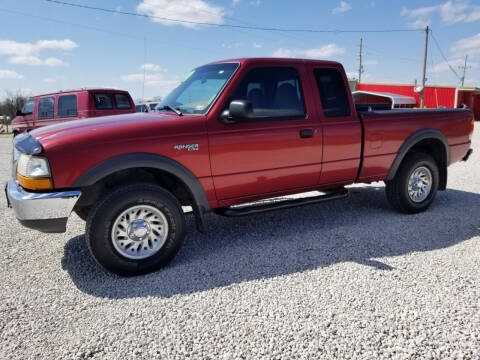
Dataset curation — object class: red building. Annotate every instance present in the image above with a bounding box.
[356,83,480,120]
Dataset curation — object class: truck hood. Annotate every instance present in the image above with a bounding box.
[31,112,182,142]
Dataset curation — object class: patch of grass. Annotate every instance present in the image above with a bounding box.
[0,132,13,135]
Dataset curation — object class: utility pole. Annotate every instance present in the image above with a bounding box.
[420,26,429,108]
[459,55,471,87]
[358,38,363,83]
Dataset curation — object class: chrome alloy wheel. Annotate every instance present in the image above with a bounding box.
[407,166,432,203]
[111,205,169,260]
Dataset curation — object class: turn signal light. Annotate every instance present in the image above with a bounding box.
[17,173,53,190]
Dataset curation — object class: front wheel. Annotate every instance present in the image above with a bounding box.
[86,183,186,276]
[385,152,439,214]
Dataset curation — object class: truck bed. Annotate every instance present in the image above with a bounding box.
[357,108,473,182]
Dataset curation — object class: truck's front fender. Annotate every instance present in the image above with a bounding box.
[71,152,210,232]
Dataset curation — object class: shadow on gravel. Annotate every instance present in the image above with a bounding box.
[62,186,480,298]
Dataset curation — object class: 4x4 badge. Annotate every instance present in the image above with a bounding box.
[174,144,199,151]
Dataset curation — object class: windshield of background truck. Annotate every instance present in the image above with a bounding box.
[22,98,35,115]
[157,63,239,115]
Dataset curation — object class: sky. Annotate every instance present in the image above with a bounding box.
[0,0,479,102]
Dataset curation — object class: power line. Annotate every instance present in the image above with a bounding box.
[430,31,462,81]
[43,0,423,34]
[0,7,223,55]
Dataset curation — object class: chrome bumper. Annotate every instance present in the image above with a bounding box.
[5,180,81,233]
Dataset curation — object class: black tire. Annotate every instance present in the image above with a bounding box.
[86,183,186,276]
[385,152,439,214]
[74,206,90,221]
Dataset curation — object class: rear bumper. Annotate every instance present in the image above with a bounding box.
[462,148,473,162]
[5,180,81,233]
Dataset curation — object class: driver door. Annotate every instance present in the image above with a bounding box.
[208,64,323,203]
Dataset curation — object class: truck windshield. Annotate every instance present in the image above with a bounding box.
[157,63,239,115]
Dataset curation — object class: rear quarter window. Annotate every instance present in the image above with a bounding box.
[114,93,132,109]
[313,68,351,117]
[94,93,113,110]
[58,94,77,117]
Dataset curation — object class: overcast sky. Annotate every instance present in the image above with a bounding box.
[1,0,479,101]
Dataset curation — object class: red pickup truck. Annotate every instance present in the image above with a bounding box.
[6,58,474,276]
[12,88,135,135]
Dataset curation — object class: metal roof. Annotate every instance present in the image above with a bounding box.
[352,91,417,105]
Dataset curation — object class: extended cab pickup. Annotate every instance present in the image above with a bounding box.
[6,58,474,276]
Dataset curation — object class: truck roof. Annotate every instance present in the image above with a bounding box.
[207,57,342,67]
[29,88,129,98]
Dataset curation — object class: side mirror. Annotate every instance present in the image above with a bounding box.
[15,110,23,117]
[220,100,253,124]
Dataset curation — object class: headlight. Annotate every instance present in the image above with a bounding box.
[16,154,53,190]
[17,154,51,178]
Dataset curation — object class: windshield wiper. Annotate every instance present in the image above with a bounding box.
[161,105,183,116]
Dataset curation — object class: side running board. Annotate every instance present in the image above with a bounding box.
[215,188,349,217]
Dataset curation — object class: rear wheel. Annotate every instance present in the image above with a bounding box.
[86,183,186,276]
[385,152,439,213]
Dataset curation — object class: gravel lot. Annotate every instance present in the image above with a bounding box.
[1,129,479,360]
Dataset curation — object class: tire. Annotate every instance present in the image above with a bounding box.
[74,206,90,221]
[385,152,439,214]
[86,183,186,276]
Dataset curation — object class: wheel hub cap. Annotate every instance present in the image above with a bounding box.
[408,166,432,203]
[111,205,169,260]
[127,219,150,241]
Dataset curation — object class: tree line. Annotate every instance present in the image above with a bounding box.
[0,91,28,123]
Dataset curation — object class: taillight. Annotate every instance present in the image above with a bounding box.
[469,118,475,140]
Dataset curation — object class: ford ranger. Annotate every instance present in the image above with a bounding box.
[5,58,474,276]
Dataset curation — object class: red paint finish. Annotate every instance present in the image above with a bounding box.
[29,58,474,210]
[12,88,135,134]
[359,109,472,180]
[207,60,323,200]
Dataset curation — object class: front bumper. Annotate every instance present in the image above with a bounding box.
[5,180,81,233]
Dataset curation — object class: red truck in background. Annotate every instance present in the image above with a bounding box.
[12,88,135,135]
[6,58,474,276]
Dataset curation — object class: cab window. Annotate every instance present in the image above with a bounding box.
[114,93,132,109]
[94,93,113,110]
[38,97,55,119]
[313,68,351,117]
[58,94,77,117]
[230,66,305,120]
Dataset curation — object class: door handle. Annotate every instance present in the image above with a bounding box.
[299,129,315,138]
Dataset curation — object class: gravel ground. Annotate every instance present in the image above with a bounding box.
[1,130,480,360]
